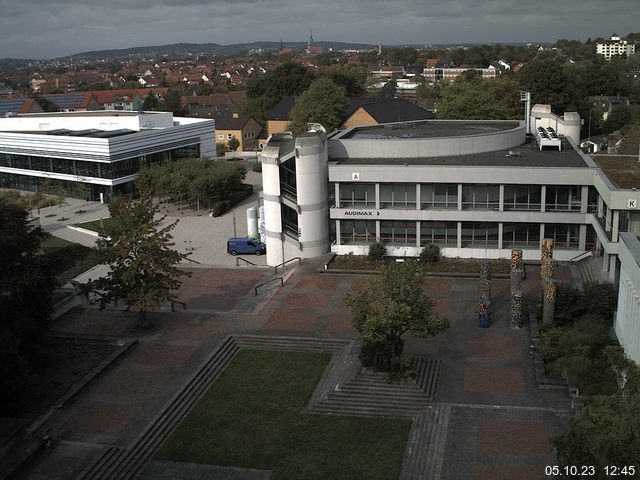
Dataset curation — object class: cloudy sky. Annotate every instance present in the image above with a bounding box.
[1,0,638,59]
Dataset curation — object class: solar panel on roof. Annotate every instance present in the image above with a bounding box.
[90,129,136,138]
[43,94,85,110]
[67,129,101,137]
[0,98,26,116]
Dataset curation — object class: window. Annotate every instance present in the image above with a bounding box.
[339,183,375,207]
[545,186,581,211]
[421,221,457,246]
[218,134,224,139]
[340,220,376,244]
[502,223,540,247]
[380,221,416,245]
[461,222,499,247]
[504,185,541,211]
[587,187,598,213]
[545,224,579,248]
[380,183,416,208]
[462,184,499,210]
[421,184,457,208]
[227,134,233,140]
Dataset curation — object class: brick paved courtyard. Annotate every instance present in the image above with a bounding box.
[14,259,576,480]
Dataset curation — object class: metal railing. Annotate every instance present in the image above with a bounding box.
[236,257,258,266]
[274,256,302,274]
[171,300,187,312]
[569,251,593,264]
[254,277,283,296]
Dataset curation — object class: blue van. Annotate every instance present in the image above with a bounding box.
[227,237,266,256]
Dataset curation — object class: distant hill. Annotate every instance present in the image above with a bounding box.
[68,41,378,59]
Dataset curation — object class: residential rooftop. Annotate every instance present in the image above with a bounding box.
[593,155,640,189]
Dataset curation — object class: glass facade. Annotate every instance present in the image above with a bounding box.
[0,145,200,181]
[340,220,376,244]
[339,183,375,207]
[461,222,499,247]
[544,223,580,248]
[462,184,500,210]
[545,186,582,211]
[502,223,540,247]
[380,220,416,245]
[503,185,541,211]
[380,183,416,209]
[420,221,457,246]
[421,183,458,208]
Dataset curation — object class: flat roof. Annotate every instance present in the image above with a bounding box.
[339,120,520,140]
[330,137,589,168]
[14,111,152,118]
[593,155,640,189]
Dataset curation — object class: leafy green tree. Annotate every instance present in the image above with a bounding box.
[0,200,54,413]
[345,261,449,370]
[553,358,640,475]
[289,78,348,134]
[322,66,368,97]
[227,136,240,152]
[142,92,159,111]
[91,196,190,327]
[519,59,573,112]
[438,75,521,120]
[238,95,273,125]
[246,62,315,101]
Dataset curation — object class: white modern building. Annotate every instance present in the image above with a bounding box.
[596,34,636,60]
[615,232,640,364]
[0,111,215,201]
[260,106,640,286]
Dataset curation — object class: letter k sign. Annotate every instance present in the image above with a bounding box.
[629,199,637,209]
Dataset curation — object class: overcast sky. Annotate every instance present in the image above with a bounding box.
[1,0,638,59]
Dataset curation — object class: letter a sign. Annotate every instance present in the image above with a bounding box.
[629,199,637,209]
[352,172,360,181]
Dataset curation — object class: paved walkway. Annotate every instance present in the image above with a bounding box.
[13,259,574,480]
[38,170,268,276]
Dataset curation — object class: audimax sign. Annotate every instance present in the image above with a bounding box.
[344,210,380,216]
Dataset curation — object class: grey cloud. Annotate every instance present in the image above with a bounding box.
[0,0,638,58]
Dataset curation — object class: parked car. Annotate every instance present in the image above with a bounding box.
[227,237,266,256]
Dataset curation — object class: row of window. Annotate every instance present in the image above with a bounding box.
[339,220,583,248]
[338,183,598,212]
[0,145,199,180]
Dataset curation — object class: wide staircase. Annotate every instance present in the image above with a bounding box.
[575,255,605,284]
[308,356,441,418]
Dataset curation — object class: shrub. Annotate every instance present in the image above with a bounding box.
[252,162,262,173]
[420,244,441,263]
[216,143,227,157]
[554,284,585,325]
[385,356,416,383]
[212,200,232,217]
[582,281,618,324]
[368,241,385,261]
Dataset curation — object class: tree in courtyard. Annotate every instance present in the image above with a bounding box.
[345,261,449,371]
[91,196,190,328]
[519,58,573,112]
[0,199,54,413]
[553,350,640,473]
[288,78,348,135]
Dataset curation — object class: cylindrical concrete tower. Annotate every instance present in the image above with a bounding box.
[246,206,258,238]
[261,145,284,267]
[295,133,329,258]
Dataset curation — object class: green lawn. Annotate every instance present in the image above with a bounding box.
[74,217,114,233]
[43,236,100,285]
[156,350,411,480]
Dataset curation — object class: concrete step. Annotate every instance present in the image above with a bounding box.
[400,403,452,480]
[309,402,424,418]
[82,335,241,480]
